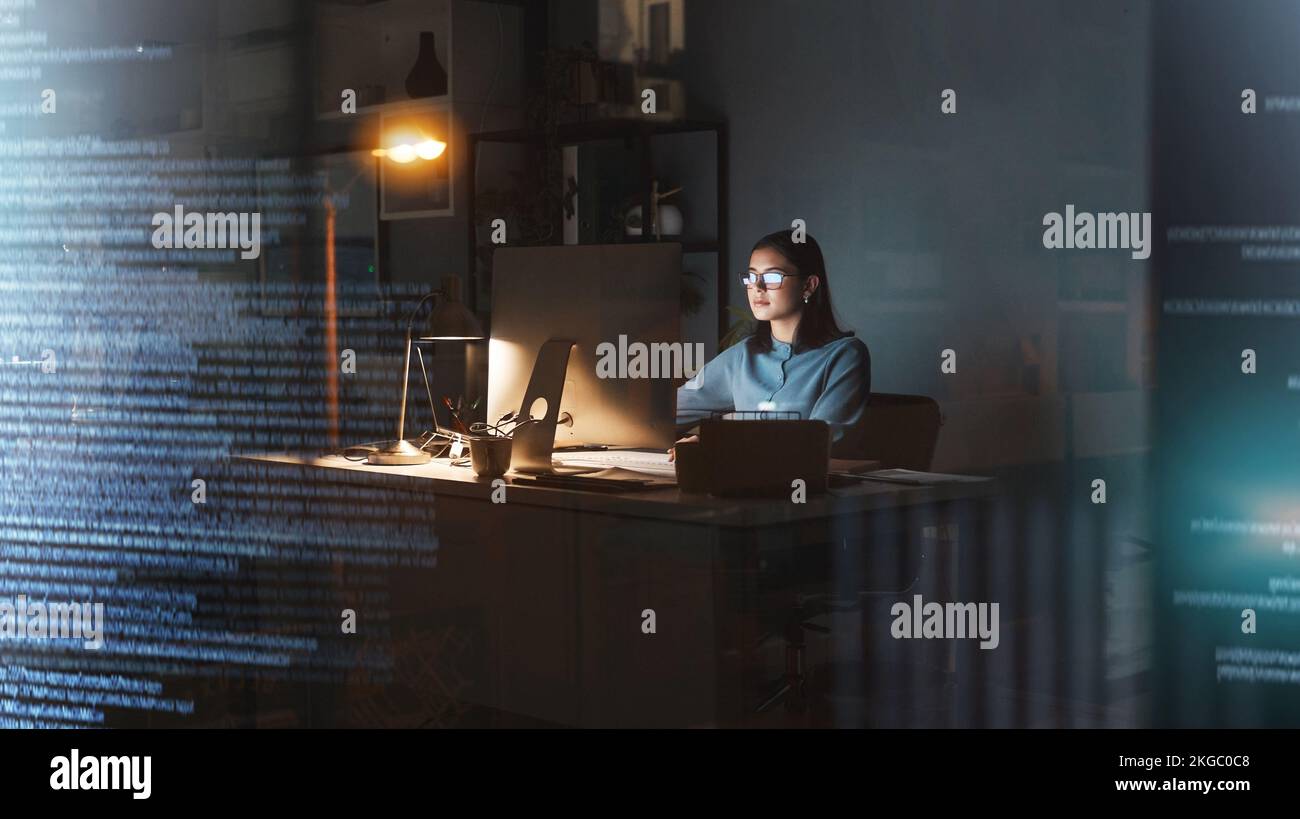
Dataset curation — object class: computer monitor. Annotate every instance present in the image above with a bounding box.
[487,243,682,460]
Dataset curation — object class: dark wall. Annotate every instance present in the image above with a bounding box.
[1153,0,1300,727]
[680,0,1151,470]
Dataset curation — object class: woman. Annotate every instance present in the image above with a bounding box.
[674,229,871,458]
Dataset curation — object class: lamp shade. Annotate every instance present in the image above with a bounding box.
[419,276,484,340]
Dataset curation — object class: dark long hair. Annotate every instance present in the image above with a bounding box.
[746,229,852,353]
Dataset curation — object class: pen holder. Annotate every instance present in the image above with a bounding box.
[469,435,513,479]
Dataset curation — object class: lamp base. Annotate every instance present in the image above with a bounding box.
[366,438,433,465]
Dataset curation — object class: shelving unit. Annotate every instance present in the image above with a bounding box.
[313,0,454,121]
[466,117,729,338]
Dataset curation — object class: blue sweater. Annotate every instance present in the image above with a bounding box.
[676,334,872,457]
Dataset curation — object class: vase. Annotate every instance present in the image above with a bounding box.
[405,31,447,99]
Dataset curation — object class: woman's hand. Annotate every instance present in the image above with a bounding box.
[667,434,699,462]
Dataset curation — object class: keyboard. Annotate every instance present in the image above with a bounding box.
[551,449,677,478]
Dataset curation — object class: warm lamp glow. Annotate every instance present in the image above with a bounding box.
[415,139,445,160]
[389,143,418,163]
[372,136,446,164]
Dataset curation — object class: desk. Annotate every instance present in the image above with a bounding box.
[238,452,995,727]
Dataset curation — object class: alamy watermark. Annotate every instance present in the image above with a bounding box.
[891,594,999,650]
[151,205,261,259]
[50,749,151,800]
[595,335,704,379]
[1042,204,1151,260]
[0,594,105,650]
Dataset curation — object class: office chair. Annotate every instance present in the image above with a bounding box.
[756,393,945,715]
[855,393,944,469]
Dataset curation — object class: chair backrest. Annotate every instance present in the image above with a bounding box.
[859,393,943,471]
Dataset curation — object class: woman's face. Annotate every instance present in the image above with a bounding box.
[746,247,815,323]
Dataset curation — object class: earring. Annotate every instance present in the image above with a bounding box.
[803,294,810,304]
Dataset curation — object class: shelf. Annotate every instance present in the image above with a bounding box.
[679,241,718,254]
[316,96,453,122]
[314,0,453,121]
[512,238,717,253]
[471,118,724,145]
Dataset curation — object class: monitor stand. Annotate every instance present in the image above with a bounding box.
[510,338,576,474]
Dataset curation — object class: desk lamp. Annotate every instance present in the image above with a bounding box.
[368,276,484,465]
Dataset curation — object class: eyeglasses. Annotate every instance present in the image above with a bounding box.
[739,270,802,290]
